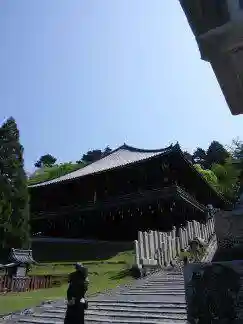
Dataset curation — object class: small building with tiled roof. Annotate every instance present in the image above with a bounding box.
[29,144,229,241]
[0,248,36,278]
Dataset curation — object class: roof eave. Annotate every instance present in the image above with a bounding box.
[28,144,175,189]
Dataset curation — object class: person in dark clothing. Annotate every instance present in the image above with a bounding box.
[64,263,89,324]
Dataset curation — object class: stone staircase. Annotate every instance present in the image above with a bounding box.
[2,236,220,324]
[3,269,188,324]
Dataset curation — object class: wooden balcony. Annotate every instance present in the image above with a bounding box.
[32,185,206,220]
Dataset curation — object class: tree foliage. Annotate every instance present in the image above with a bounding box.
[193,148,208,168]
[194,164,219,189]
[28,162,86,185]
[191,141,241,199]
[211,158,240,199]
[206,141,230,167]
[0,117,29,250]
[30,146,112,185]
[230,138,243,160]
[194,157,240,200]
[35,154,57,168]
[193,141,229,168]
[77,146,112,164]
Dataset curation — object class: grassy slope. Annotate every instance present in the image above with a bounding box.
[0,251,134,315]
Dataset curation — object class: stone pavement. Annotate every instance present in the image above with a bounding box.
[2,268,188,324]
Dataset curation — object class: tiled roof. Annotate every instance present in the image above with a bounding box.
[29,144,175,188]
[9,248,36,264]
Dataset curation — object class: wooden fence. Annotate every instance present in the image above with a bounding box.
[0,275,53,293]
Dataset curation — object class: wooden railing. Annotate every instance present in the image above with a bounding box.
[0,275,53,293]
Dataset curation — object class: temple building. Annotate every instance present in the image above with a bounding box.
[179,0,243,115]
[29,144,228,241]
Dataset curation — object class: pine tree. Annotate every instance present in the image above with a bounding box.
[0,117,29,250]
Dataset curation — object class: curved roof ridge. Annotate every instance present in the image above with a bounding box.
[119,143,175,153]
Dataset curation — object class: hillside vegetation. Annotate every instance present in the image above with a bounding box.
[28,147,112,185]
[28,162,86,186]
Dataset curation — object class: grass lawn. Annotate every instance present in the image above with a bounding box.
[0,251,134,316]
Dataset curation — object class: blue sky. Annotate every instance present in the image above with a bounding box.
[1,0,243,172]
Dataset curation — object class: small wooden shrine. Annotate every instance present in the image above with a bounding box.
[0,249,36,277]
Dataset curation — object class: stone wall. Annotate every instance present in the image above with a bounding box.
[134,217,215,269]
[215,206,243,251]
[184,260,243,321]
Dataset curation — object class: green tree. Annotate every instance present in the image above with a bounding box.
[76,146,112,164]
[81,149,103,163]
[193,148,207,167]
[102,146,112,157]
[0,117,29,249]
[0,190,12,249]
[192,142,229,168]
[34,154,57,168]
[206,141,230,167]
[212,158,240,199]
[194,164,219,189]
[28,162,86,185]
[230,138,243,160]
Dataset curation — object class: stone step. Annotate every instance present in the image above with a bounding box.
[143,279,184,282]
[33,310,187,320]
[43,305,187,314]
[93,295,186,302]
[18,317,188,324]
[140,280,184,287]
[141,285,184,289]
[85,311,188,321]
[122,291,185,295]
[123,286,184,291]
[130,285,185,289]
[85,321,187,324]
[120,291,185,295]
[124,290,185,294]
[49,301,187,308]
[159,275,184,278]
[147,279,184,282]
[145,279,184,283]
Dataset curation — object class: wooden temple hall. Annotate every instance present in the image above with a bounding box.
[29,144,228,241]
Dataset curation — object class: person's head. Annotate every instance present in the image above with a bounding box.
[75,263,84,272]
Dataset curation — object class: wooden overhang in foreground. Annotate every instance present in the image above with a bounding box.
[179,0,243,115]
